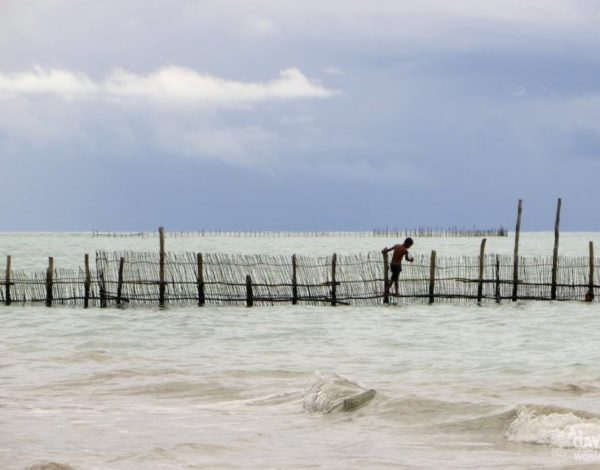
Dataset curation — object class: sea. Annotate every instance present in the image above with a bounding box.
[1,231,600,469]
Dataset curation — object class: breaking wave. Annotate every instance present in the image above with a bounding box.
[303,373,376,414]
[505,405,600,449]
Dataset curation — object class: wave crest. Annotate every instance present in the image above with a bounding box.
[505,405,600,449]
[303,373,376,414]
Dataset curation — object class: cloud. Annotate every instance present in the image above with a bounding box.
[0,67,97,97]
[0,65,334,167]
[0,66,334,106]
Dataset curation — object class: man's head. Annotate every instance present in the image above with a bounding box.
[403,237,414,247]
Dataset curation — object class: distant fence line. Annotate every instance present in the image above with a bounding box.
[90,227,508,239]
[0,248,597,308]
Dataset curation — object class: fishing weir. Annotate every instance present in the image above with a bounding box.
[0,199,597,307]
[91,226,508,239]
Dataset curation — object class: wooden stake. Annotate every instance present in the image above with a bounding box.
[46,257,54,307]
[99,270,107,308]
[512,199,522,301]
[84,254,90,308]
[197,253,205,307]
[495,255,501,303]
[331,253,337,306]
[551,198,562,300]
[382,250,390,304]
[477,238,487,303]
[292,254,298,305]
[159,226,166,307]
[589,241,595,294]
[116,256,125,305]
[5,255,11,306]
[429,250,436,304]
[246,274,253,307]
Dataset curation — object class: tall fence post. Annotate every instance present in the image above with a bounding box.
[246,274,253,307]
[5,255,11,306]
[589,241,595,299]
[159,226,166,307]
[428,250,436,305]
[382,250,390,304]
[197,253,205,307]
[291,254,298,305]
[551,198,562,300]
[116,256,125,305]
[46,257,54,307]
[495,255,501,303]
[477,238,487,303]
[84,254,91,308]
[331,253,337,306]
[512,199,522,301]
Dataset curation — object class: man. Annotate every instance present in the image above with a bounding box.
[382,237,414,296]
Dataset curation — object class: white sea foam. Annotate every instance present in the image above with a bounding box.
[505,406,600,449]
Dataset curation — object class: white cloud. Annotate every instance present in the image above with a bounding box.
[0,65,336,169]
[0,66,334,106]
[0,66,97,97]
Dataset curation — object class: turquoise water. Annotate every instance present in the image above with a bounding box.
[1,233,600,469]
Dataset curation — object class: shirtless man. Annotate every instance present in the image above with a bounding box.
[382,237,414,296]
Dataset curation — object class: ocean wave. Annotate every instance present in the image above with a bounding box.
[26,463,75,470]
[117,379,248,402]
[376,395,499,426]
[303,373,376,414]
[505,404,600,449]
[515,381,600,396]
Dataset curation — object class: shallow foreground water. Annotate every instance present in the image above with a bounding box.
[1,233,600,469]
[3,303,600,469]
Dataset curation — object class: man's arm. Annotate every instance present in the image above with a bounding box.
[381,244,398,254]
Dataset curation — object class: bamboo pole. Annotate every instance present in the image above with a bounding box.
[197,253,205,307]
[159,226,166,307]
[99,269,107,308]
[84,254,90,308]
[589,241,595,292]
[477,238,487,303]
[46,257,54,307]
[495,255,501,303]
[116,256,125,305]
[5,255,11,306]
[512,199,522,301]
[331,253,337,306]
[429,250,436,304]
[291,254,298,305]
[382,250,390,304]
[551,198,562,300]
[246,274,253,307]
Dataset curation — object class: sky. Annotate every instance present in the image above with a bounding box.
[1,0,600,231]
